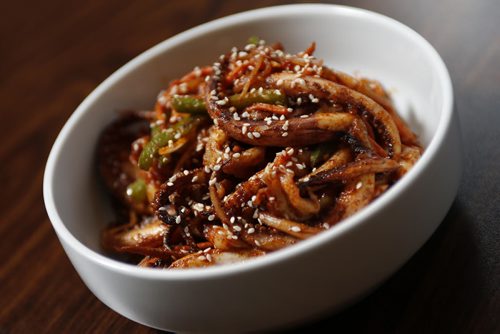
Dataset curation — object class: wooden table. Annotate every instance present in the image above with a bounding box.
[1,1,499,332]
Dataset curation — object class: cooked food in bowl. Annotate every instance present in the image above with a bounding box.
[98,39,422,269]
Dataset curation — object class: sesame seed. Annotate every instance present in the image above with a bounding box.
[245,43,256,51]
[247,132,254,139]
[233,225,242,232]
[213,164,221,171]
[209,178,217,186]
[241,111,249,118]
[204,166,211,173]
[208,214,215,221]
[230,216,236,224]
[216,99,227,105]
[356,182,363,189]
[290,226,301,232]
[233,112,241,120]
[233,152,241,158]
[276,79,283,86]
[179,83,188,93]
[254,240,261,246]
[183,170,189,175]
[193,66,201,77]
[247,227,255,234]
[206,254,212,262]
[193,203,204,212]
[158,95,167,105]
[175,216,181,224]
[167,182,174,187]
[252,131,261,138]
[282,132,288,137]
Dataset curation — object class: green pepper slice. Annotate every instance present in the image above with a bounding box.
[229,89,286,109]
[172,95,206,114]
[126,179,147,203]
[138,117,195,170]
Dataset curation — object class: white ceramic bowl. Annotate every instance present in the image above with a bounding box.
[43,4,461,333]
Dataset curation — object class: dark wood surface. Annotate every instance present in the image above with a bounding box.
[1,0,499,333]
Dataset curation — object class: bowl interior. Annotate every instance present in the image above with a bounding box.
[46,5,447,260]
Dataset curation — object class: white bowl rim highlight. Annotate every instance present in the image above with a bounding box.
[43,4,453,281]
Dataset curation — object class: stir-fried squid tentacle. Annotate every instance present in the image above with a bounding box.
[265,73,401,158]
[300,156,400,187]
[99,39,422,269]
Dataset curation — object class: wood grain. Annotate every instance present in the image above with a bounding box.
[1,0,499,333]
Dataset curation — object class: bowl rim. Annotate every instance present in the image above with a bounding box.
[43,3,453,280]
